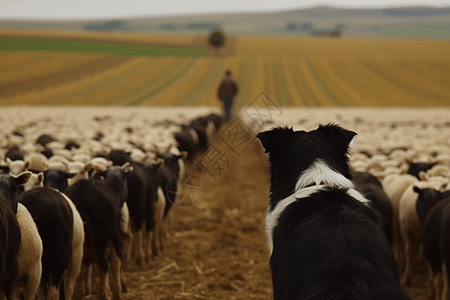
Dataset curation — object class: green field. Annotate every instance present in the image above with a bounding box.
[0,37,209,57]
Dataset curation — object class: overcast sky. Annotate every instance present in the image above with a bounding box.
[1,0,450,20]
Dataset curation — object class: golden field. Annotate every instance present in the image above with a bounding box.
[1,29,450,107]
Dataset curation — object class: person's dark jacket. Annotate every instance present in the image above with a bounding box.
[218,78,239,100]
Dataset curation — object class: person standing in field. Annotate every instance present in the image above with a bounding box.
[218,70,239,122]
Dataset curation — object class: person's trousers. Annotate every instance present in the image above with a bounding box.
[221,97,234,122]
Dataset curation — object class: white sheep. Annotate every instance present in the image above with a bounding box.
[382,173,419,273]
[13,203,43,300]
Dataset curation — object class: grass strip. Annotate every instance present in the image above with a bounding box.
[0,37,209,57]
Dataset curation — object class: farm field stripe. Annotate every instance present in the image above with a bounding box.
[235,59,255,111]
[284,61,314,107]
[395,60,450,94]
[68,57,162,106]
[47,57,160,105]
[0,52,102,84]
[0,52,67,81]
[1,56,151,105]
[235,35,450,60]
[346,61,413,106]
[361,61,446,106]
[251,57,266,104]
[290,62,320,107]
[109,57,192,105]
[419,61,450,87]
[142,58,214,106]
[169,58,216,106]
[385,61,450,98]
[362,60,430,100]
[62,57,163,106]
[309,60,356,106]
[360,60,439,106]
[421,61,450,92]
[126,58,195,106]
[304,60,340,106]
[181,59,225,106]
[0,51,59,69]
[264,60,274,102]
[295,60,330,107]
[281,60,303,106]
[0,56,129,98]
[329,61,393,107]
[425,60,450,76]
[314,60,364,106]
[272,61,292,106]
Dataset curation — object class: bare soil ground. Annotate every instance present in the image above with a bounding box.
[118,132,272,300]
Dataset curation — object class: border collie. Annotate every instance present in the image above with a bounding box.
[257,124,411,300]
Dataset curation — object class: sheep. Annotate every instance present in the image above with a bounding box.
[398,175,449,286]
[382,173,419,272]
[23,172,44,191]
[13,203,43,300]
[6,158,27,176]
[24,152,48,172]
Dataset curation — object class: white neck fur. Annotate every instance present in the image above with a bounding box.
[295,159,354,191]
[266,159,369,254]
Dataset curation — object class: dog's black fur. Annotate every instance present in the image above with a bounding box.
[257,124,411,300]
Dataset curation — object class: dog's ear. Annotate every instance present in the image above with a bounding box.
[257,127,294,154]
[317,123,357,151]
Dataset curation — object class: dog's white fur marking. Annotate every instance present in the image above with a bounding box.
[346,189,371,205]
[266,185,326,254]
[266,159,369,254]
[295,159,354,191]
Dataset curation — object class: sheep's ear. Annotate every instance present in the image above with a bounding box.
[177,151,188,160]
[13,171,32,186]
[37,172,44,185]
[156,157,164,167]
[83,162,93,172]
[256,127,295,155]
[153,158,164,169]
[23,161,30,170]
[121,162,134,174]
[419,171,428,181]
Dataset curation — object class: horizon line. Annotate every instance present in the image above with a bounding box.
[1,4,449,22]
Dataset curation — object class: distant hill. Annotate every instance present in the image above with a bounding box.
[1,6,450,38]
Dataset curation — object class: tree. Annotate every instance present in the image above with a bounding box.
[335,23,347,32]
[208,29,226,55]
[286,22,297,31]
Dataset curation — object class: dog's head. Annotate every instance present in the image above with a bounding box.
[257,123,356,209]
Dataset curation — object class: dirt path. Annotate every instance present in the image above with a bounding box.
[119,127,273,300]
